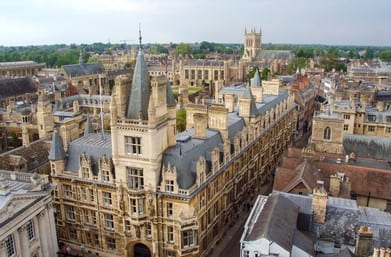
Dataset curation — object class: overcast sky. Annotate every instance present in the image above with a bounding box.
[1,0,390,47]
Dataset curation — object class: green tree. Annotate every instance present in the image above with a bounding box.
[87,55,103,65]
[173,43,193,56]
[176,109,186,132]
[287,57,308,74]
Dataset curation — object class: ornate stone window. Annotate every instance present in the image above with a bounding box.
[65,205,75,221]
[127,167,144,190]
[167,202,173,217]
[106,237,116,250]
[125,136,142,155]
[104,214,114,230]
[5,234,15,257]
[63,184,72,198]
[26,220,35,241]
[102,192,112,207]
[167,226,174,243]
[323,127,331,140]
[165,179,174,192]
[182,230,195,247]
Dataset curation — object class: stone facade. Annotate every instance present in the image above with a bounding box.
[50,45,297,257]
[0,171,57,257]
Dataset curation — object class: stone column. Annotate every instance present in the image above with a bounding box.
[18,225,30,257]
[47,204,59,256]
[0,239,7,257]
[38,209,50,257]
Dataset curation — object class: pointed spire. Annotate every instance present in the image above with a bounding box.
[125,30,151,120]
[84,115,93,136]
[48,128,66,161]
[166,79,176,107]
[252,68,262,87]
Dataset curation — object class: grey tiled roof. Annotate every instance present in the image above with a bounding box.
[166,80,176,107]
[62,63,103,77]
[65,133,111,175]
[0,78,36,99]
[163,129,223,189]
[343,134,391,161]
[256,50,294,60]
[246,193,299,251]
[125,51,151,120]
[48,130,66,161]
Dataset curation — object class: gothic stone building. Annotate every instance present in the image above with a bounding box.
[49,45,297,257]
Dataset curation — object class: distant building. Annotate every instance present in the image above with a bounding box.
[0,61,45,78]
[0,170,57,257]
[274,146,391,211]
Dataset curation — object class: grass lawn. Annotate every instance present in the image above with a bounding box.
[171,86,203,95]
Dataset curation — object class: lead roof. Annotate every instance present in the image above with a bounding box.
[125,50,151,120]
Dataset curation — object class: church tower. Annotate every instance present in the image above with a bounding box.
[36,90,53,138]
[242,27,262,60]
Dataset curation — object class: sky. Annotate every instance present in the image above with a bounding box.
[1,0,391,47]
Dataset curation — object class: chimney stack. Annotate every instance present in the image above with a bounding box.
[355,226,373,257]
[193,113,208,139]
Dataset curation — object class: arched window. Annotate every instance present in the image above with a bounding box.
[324,127,331,140]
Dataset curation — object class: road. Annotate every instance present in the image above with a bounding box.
[217,224,244,257]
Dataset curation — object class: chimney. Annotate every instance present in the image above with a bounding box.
[377,101,385,112]
[224,94,235,112]
[193,113,208,139]
[386,248,391,257]
[380,248,386,257]
[329,174,341,197]
[312,181,328,223]
[355,226,373,257]
[374,248,380,257]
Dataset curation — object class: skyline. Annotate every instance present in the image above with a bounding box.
[1,0,391,47]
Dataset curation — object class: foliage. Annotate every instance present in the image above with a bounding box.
[172,43,193,56]
[319,53,347,72]
[287,57,308,74]
[87,55,103,65]
[176,108,186,132]
[148,44,169,55]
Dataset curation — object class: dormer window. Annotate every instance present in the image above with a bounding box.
[82,167,90,179]
[102,170,110,182]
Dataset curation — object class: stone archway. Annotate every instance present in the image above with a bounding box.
[133,243,151,257]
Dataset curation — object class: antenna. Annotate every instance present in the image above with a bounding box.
[138,23,142,50]
[99,74,106,140]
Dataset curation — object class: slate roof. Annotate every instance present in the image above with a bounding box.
[293,230,315,256]
[125,50,151,120]
[245,193,299,252]
[343,134,391,161]
[163,129,224,189]
[48,130,66,161]
[62,63,103,77]
[166,79,176,107]
[280,159,320,192]
[0,77,36,99]
[65,133,111,175]
[256,50,294,60]
[0,139,51,172]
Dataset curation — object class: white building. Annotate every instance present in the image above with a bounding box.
[240,193,314,257]
[0,170,58,257]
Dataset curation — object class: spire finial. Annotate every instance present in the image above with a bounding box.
[138,23,142,50]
